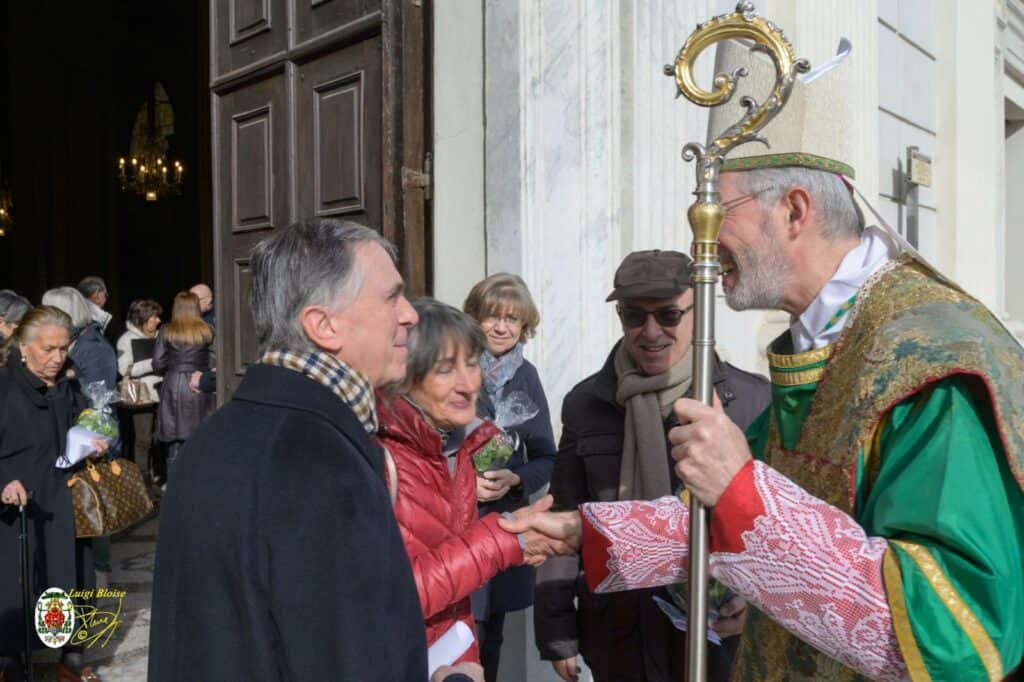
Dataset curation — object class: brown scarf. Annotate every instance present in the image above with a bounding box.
[614,343,693,500]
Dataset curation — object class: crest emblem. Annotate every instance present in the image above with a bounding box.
[35,587,75,648]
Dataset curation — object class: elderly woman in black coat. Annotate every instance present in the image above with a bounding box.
[464,273,556,682]
[152,291,216,477]
[0,306,109,682]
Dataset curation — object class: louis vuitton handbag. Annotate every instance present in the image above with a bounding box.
[67,458,154,538]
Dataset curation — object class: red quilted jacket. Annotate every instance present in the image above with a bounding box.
[376,394,524,663]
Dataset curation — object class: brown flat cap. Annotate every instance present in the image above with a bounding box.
[606,249,693,302]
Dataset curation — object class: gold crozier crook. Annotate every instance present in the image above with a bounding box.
[665,2,808,679]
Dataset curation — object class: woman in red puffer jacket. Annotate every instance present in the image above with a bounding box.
[377,299,527,664]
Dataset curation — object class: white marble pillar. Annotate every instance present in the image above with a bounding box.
[935,1,1001,309]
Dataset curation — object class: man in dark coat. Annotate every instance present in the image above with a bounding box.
[534,250,770,682]
[148,219,427,681]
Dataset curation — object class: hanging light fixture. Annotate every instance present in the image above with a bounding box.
[117,82,184,202]
[118,152,183,202]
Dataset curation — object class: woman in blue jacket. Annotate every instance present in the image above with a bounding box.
[465,273,555,682]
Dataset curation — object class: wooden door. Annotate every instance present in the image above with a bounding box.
[210,0,431,399]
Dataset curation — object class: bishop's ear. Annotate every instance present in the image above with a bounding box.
[782,186,813,237]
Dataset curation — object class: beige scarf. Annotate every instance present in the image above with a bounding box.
[614,343,693,500]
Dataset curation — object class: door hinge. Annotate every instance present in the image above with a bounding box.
[402,152,432,202]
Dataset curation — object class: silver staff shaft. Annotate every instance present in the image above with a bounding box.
[686,176,722,681]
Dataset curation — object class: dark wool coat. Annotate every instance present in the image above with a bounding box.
[473,359,556,618]
[0,350,92,655]
[377,395,522,663]
[151,328,216,442]
[70,321,118,391]
[148,364,427,682]
[534,342,771,682]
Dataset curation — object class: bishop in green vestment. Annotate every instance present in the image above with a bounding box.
[503,37,1024,682]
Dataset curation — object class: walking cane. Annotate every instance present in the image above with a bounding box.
[665,3,808,678]
[19,494,35,682]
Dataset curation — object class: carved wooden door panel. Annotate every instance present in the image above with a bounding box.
[210,0,429,400]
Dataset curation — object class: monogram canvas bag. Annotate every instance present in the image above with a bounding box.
[67,458,154,537]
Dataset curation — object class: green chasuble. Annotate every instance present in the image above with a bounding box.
[733,258,1024,682]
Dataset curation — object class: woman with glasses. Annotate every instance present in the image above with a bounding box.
[464,274,555,682]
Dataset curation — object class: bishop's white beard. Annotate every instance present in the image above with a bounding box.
[724,217,791,311]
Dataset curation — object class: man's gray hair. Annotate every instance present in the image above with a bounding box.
[397,298,485,394]
[737,166,861,240]
[41,286,93,330]
[0,289,32,324]
[77,275,108,299]
[249,218,397,354]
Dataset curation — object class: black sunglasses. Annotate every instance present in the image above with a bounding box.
[616,303,694,329]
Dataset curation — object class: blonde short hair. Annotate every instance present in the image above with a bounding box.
[463,273,540,342]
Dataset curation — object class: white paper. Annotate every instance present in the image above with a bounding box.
[426,620,475,679]
[652,595,723,645]
[58,426,106,469]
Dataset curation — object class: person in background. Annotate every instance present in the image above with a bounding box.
[189,283,215,328]
[151,292,215,478]
[0,306,109,682]
[77,275,112,333]
[188,283,217,393]
[533,250,769,682]
[376,298,556,669]
[41,287,120,578]
[41,288,117,393]
[116,299,163,485]
[0,289,31,344]
[463,273,555,681]
[149,218,427,680]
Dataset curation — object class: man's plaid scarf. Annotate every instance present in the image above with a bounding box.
[261,349,377,434]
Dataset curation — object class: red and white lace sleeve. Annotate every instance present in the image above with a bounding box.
[579,495,690,593]
[579,460,907,680]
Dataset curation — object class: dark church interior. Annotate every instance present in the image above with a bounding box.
[0,1,213,336]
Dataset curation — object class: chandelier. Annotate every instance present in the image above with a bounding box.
[117,83,183,202]
[118,150,183,202]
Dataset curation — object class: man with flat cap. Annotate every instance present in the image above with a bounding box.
[534,249,769,682]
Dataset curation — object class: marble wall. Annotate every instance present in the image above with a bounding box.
[483,0,739,421]
[477,0,885,417]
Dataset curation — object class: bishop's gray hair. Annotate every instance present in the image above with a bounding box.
[737,166,861,240]
[249,218,397,354]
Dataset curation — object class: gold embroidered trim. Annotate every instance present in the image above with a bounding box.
[767,343,834,369]
[770,365,827,386]
[861,410,890,494]
[892,540,1003,681]
[883,547,931,681]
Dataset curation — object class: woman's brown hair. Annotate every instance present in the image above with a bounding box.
[463,273,540,342]
[162,292,213,346]
[127,298,164,331]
